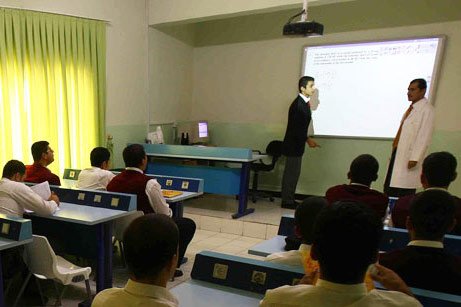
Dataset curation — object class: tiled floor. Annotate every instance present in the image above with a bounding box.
[9,195,288,306]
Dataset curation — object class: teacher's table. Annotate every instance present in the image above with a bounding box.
[141,144,266,219]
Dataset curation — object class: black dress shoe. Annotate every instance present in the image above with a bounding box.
[174,269,184,277]
[281,201,300,209]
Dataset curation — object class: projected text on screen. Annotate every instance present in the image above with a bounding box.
[302,37,443,138]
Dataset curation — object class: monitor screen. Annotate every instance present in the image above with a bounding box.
[198,121,208,138]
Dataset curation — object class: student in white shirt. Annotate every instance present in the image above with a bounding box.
[76,147,115,190]
[265,197,327,267]
[0,160,59,217]
[92,214,179,307]
[260,201,421,307]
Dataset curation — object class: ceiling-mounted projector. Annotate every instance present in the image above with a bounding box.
[283,21,324,37]
[283,0,324,37]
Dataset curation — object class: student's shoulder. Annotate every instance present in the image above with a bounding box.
[369,289,422,306]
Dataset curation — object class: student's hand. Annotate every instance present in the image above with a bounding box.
[49,192,60,206]
[370,263,413,297]
[407,161,417,169]
[298,268,319,285]
[307,138,321,148]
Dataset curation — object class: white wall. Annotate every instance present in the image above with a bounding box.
[148,28,194,125]
[0,0,150,127]
[147,0,354,25]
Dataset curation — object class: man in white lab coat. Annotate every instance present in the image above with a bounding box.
[384,78,435,197]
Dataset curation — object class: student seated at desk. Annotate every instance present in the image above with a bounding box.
[380,190,461,295]
[265,197,327,268]
[107,144,195,277]
[92,214,179,307]
[25,140,61,186]
[260,202,421,307]
[0,160,59,216]
[391,152,461,235]
[325,154,389,220]
[76,147,115,190]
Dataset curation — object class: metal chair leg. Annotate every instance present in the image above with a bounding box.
[85,279,92,299]
[13,272,32,307]
[35,277,46,306]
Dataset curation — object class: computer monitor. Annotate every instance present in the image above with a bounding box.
[177,120,210,145]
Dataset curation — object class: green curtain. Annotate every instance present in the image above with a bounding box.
[0,8,106,176]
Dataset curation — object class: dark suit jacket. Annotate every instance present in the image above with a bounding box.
[282,95,311,157]
[380,245,461,295]
[325,184,389,219]
[391,192,461,235]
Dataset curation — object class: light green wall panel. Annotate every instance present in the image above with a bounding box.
[209,122,461,196]
[106,125,146,168]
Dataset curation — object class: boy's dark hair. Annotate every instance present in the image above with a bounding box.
[2,160,26,178]
[90,147,111,167]
[124,214,179,279]
[410,190,455,240]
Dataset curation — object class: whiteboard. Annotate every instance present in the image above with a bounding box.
[302,37,444,139]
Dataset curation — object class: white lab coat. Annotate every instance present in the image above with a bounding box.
[390,98,435,189]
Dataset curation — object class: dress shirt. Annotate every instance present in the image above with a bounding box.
[260,279,421,307]
[76,167,115,190]
[265,244,311,267]
[92,279,178,307]
[0,178,58,216]
[125,167,172,217]
[298,93,310,104]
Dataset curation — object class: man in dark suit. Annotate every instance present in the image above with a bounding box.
[391,151,461,235]
[325,154,389,220]
[281,76,320,209]
[380,190,461,295]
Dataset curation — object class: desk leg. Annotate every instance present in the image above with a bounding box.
[232,162,255,219]
[104,222,113,289]
[96,223,114,292]
[0,253,4,307]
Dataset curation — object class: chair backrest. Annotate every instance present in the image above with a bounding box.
[23,235,58,279]
[113,211,144,241]
[266,141,283,158]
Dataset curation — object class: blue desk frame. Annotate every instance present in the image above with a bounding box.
[142,144,263,219]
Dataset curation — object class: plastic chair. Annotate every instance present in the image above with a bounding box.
[113,211,144,267]
[249,140,283,203]
[14,235,92,307]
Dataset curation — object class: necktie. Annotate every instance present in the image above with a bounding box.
[392,104,413,149]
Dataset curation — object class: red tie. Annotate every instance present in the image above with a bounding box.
[392,104,413,149]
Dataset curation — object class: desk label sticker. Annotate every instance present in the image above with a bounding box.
[166,179,173,186]
[69,171,75,178]
[111,198,119,208]
[251,271,267,285]
[181,181,189,190]
[1,223,10,235]
[78,193,86,200]
[94,195,102,203]
[212,263,228,280]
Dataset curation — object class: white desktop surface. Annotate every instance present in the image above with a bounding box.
[31,202,134,225]
[0,237,32,251]
[165,191,203,203]
[170,280,263,307]
[248,235,286,257]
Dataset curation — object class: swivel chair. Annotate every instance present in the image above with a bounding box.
[249,140,283,203]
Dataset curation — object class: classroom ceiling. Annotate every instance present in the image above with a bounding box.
[152,0,461,47]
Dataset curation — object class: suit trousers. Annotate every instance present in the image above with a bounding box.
[173,217,196,268]
[384,149,416,197]
[281,155,302,204]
